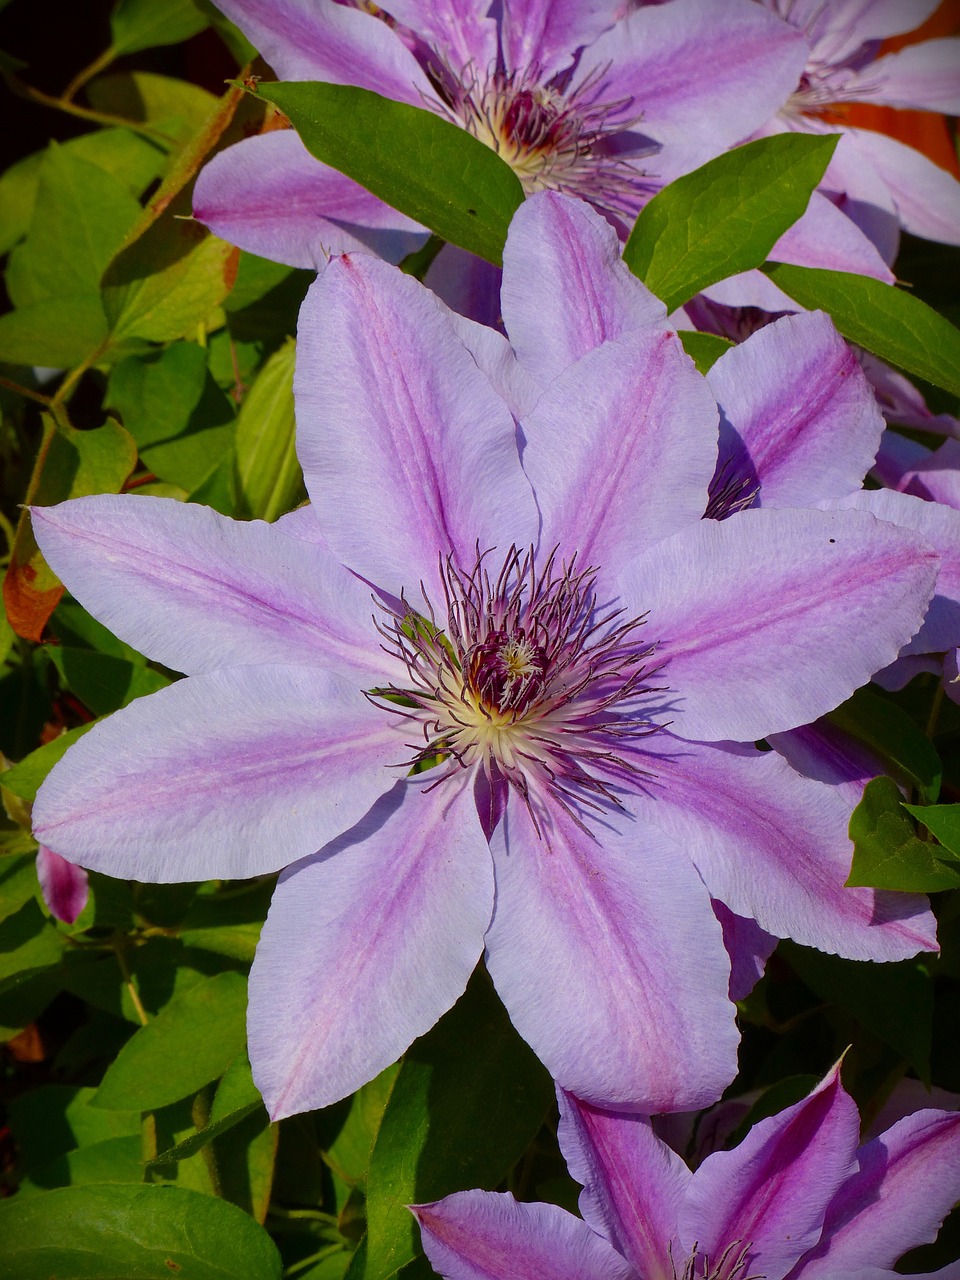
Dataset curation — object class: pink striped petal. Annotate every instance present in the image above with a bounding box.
[249,778,493,1118]
[484,791,738,1113]
[36,846,89,925]
[33,666,402,882]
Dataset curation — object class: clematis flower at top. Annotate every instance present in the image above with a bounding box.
[193,0,812,269]
[414,1062,960,1280]
[30,194,941,1121]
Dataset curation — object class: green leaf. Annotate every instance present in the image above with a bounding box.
[178,878,272,965]
[7,1084,140,1172]
[360,969,553,1279]
[678,330,733,373]
[18,1136,144,1196]
[623,134,838,311]
[847,776,960,892]
[1,725,96,804]
[0,898,64,994]
[782,939,933,1083]
[259,82,524,266]
[0,1183,282,1280]
[110,0,209,56]
[5,147,142,309]
[902,802,960,858]
[148,1052,263,1165]
[88,72,218,146]
[828,686,941,802]
[763,263,960,398]
[92,971,248,1110]
[48,647,169,717]
[106,343,237,490]
[0,296,108,368]
[0,856,39,926]
[234,338,306,520]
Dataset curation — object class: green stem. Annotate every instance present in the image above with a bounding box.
[61,45,118,104]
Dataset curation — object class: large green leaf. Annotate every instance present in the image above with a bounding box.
[623,134,837,310]
[92,971,248,1110]
[148,1052,264,1165]
[1,724,96,804]
[259,82,524,266]
[0,296,108,369]
[763,263,960,397]
[356,969,553,1279]
[0,1183,281,1280]
[847,776,960,893]
[828,686,942,802]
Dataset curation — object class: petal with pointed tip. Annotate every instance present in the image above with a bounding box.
[249,778,493,1118]
[485,791,738,1113]
[33,666,400,882]
[30,495,388,683]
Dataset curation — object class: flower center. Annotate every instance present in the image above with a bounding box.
[670,1239,764,1280]
[372,546,663,823]
[431,62,656,218]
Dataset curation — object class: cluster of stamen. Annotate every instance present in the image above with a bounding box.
[371,547,663,829]
[669,1238,764,1280]
[429,61,655,218]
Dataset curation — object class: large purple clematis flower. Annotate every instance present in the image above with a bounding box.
[414,1063,960,1280]
[30,194,940,1120]
[193,0,812,269]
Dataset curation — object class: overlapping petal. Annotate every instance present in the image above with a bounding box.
[32,666,401,882]
[500,192,667,387]
[679,1065,860,1280]
[627,735,938,960]
[384,0,498,71]
[842,128,960,246]
[618,505,938,742]
[413,1191,634,1280]
[579,0,808,180]
[193,131,427,270]
[500,0,623,79]
[558,1091,690,1275]
[852,40,960,114]
[522,329,718,567]
[706,311,885,509]
[294,254,538,599]
[31,495,390,682]
[484,791,738,1113]
[249,779,493,1119]
[793,1109,960,1278]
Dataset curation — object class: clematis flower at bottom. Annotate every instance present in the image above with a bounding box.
[414,1064,960,1280]
[28,195,941,1121]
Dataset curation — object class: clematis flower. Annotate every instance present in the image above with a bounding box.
[756,0,960,254]
[193,0,813,270]
[30,194,940,1120]
[413,1062,960,1280]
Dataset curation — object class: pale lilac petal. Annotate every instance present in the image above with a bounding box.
[852,40,960,114]
[273,503,327,545]
[446,309,543,421]
[713,900,778,1001]
[193,132,426,270]
[558,1091,690,1274]
[210,0,431,101]
[294,254,538,599]
[807,0,941,43]
[413,1191,635,1280]
[423,243,504,331]
[484,791,739,1113]
[578,0,808,180]
[866,1079,960,1140]
[30,495,389,683]
[873,653,943,691]
[629,734,938,960]
[698,268,804,313]
[33,666,401,882]
[680,1066,860,1280]
[501,0,622,78]
[381,0,498,70]
[707,311,884,509]
[36,845,88,925]
[248,778,493,1118]
[844,128,960,245]
[872,429,931,489]
[861,356,960,437]
[522,329,718,566]
[820,489,960,656]
[619,506,938,741]
[769,719,880,806]
[793,1109,960,1278]
[819,130,901,263]
[500,192,667,387]
[767,190,895,281]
